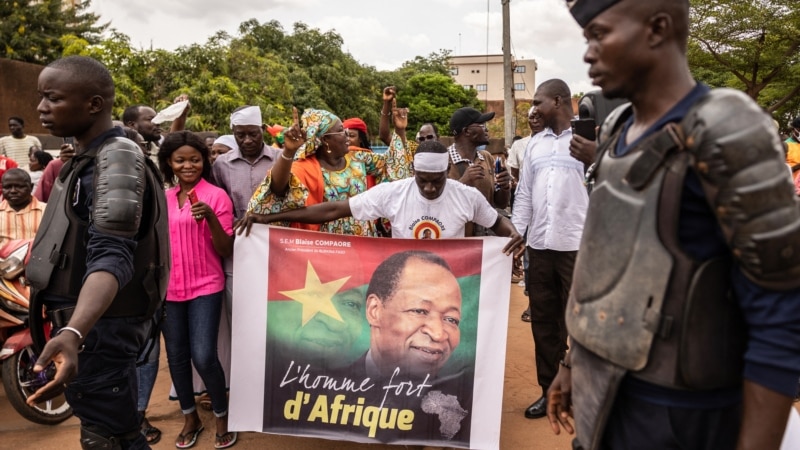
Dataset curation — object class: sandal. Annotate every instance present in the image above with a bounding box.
[141,418,162,445]
[175,426,204,449]
[215,431,238,449]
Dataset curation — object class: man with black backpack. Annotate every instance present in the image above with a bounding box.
[26,55,170,450]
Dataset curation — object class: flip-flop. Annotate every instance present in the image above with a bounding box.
[175,426,204,449]
[215,431,238,449]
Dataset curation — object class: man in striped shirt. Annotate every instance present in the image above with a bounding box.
[0,168,45,248]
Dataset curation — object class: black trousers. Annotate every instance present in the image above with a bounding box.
[63,316,151,449]
[600,390,741,449]
[526,247,576,393]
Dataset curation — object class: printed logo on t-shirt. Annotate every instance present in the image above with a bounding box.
[412,219,443,239]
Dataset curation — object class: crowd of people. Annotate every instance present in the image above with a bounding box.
[5,1,800,448]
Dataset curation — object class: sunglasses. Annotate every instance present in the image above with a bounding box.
[323,129,348,137]
[417,134,436,142]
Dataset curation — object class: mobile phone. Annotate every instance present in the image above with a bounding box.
[571,118,597,141]
[494,158,503,191]
[187,189,202,223]
[63,137,75,146]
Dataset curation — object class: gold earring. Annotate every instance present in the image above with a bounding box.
[325,142,331,154]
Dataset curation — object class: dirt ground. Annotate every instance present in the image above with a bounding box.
[0,283,574,449]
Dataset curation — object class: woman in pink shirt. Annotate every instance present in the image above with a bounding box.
[157,131,237,449]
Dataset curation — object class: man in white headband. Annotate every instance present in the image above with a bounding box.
[236,140,524,255]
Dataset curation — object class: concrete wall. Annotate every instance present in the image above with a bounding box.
[0,59,46,134]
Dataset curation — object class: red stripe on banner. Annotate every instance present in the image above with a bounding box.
[267,227,483,298]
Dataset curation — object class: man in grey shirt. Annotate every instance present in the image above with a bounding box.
[212,105,280,219]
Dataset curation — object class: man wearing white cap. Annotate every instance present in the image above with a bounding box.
[235,140,524,255]
[212,105,280,220]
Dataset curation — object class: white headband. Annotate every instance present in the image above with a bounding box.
[230,106,262,128]
[414,152,449,173]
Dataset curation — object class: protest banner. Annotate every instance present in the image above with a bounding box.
[230,225,512,449]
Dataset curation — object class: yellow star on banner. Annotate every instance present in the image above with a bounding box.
[279,261,351,326]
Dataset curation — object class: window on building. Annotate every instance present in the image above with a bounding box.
[463,85,473,90]
[476,84,488,92]
[514,83,525,91]
[514,65,526,73]
[449,67,459,75]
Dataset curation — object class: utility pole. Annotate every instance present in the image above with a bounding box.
[502,0,514,146]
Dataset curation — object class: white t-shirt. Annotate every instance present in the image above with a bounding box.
[349,177,499,239]
[506,135,532,170]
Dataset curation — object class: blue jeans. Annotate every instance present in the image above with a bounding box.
[136,330,160,413]
[163,292,228,415]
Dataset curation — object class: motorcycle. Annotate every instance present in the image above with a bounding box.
[0,239,72,425]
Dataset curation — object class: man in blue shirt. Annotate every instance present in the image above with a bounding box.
[548,1,800,449]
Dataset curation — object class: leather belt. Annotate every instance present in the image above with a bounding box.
[47,306,76,328]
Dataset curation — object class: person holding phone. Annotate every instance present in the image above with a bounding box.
[569,118,599,170]
[511,78,589,420]
[157,131,237,449]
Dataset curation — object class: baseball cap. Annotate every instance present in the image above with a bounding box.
[449,107,495,136]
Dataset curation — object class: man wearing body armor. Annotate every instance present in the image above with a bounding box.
[547,1,800,449]
[25,56,169,450]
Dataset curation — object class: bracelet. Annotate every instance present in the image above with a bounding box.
[57,326,84,341]
[280,153,294,162]
[382,111,393,116]
[559,359,571,370]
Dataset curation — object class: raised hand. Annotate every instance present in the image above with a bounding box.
[383,86,396,103]
[393,103,409,131]
[282,106,307,155]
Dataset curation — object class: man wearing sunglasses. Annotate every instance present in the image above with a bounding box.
[416,122,440,144]
[446,107,511,236]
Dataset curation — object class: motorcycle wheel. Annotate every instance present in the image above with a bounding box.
[1,344,73,425]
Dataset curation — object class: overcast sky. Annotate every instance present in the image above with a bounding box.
[89,0,594,96]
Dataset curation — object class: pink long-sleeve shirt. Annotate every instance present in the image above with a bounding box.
[166,178,234,301]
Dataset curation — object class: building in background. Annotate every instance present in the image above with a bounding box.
[448,55,537,114]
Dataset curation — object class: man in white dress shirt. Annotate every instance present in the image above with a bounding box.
[512,78,589,419]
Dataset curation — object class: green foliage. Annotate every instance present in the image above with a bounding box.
[689,0,800,125]
[399,73,484,134]
[0,0,105,64]
[8,12,481,137]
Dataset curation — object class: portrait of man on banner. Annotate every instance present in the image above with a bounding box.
[230,226,511,449]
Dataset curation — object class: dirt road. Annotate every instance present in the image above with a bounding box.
[0,283,574,449]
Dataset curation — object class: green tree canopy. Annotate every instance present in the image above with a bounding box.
[689,0,800,125]
[51,16,481,138]
[399,73,484,135]
[1,0,105,64]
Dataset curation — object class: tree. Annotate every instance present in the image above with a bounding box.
[689,0,800,124]
[399,73,484,134]
[1,0,105,64]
